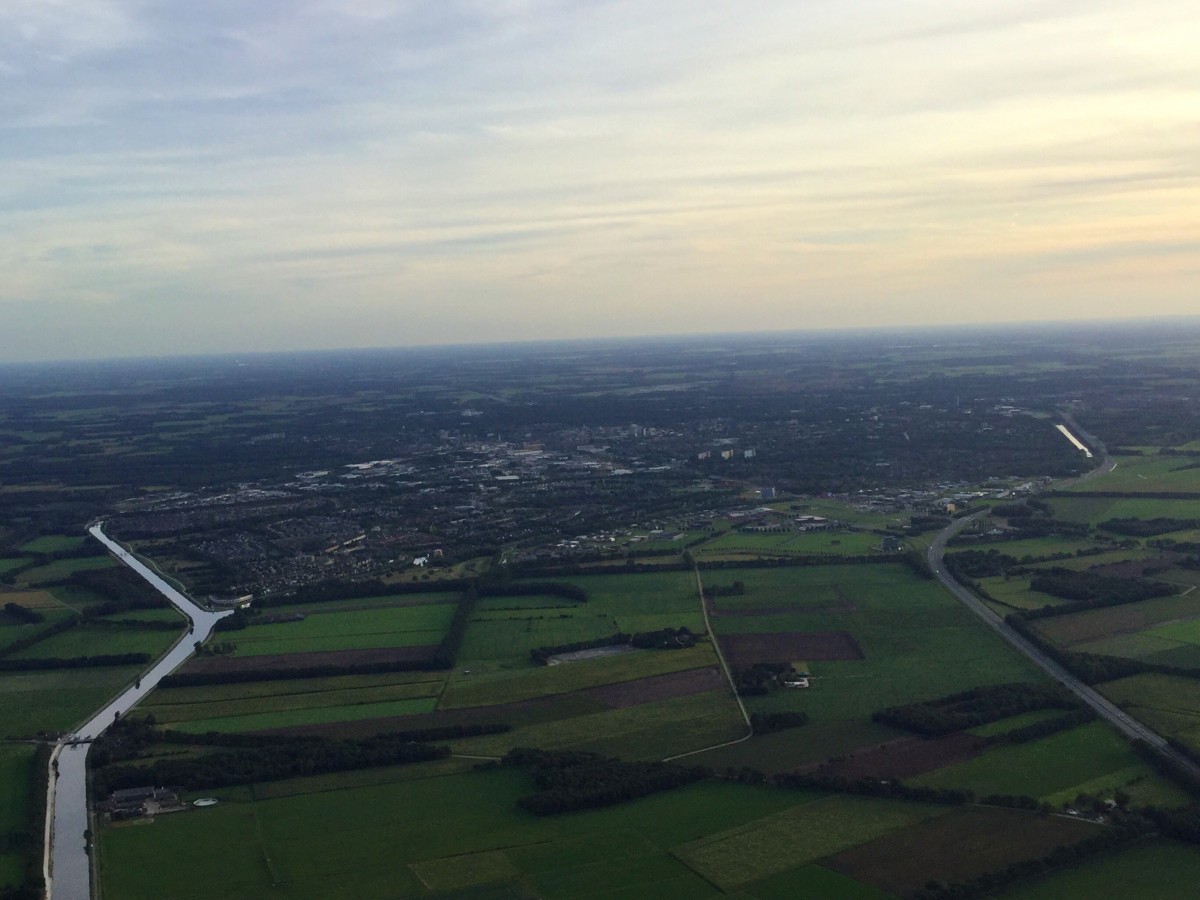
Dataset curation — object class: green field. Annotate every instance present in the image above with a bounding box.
[0,558,30,575]
[1036,593,1200,646]
[16,555,117,585]
[699,564,1043,769]
[695,530,884,560]
[229,604,456,657]
[19,534,88,554]
[9,622,179,660]
[98,767,831,900]
[1099,673,1200,753]
[169,696,440,733]
[0,745,36,889]
[1061,455,1200,494]
[996,840,1200,899]
[912,722,1153,801]
[0,665,144,737]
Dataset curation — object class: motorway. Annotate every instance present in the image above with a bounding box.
[928,512,1200,781]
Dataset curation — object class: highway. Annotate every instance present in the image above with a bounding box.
[928,512,1200,781]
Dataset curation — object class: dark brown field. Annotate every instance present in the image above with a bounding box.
[583,666,724,708]
[806,733,988,780]
[720,631,864,668]
[823,806,1103,896]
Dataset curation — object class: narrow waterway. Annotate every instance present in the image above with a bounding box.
[48,524,231,900]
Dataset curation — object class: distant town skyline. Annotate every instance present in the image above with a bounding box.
[3,1,1198,363]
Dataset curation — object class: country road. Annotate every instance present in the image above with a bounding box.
[928,512,1200,781]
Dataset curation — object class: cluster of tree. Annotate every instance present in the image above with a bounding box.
[630,626,696,650]
[159,656,447,688]
[1129,740,1200,799]
[70,567,167,612]
[501,748,710,816]
[0,652,150,672]
[733,662,792,696]
[94,732,450,796]
[872,682,1077,737]
[944,549,1020,579]
[1146,806,1200,845]
[1099,516,1200,537]
[0,614,78,659]
[772,771,973,805]
[749,711,808,733]
[1150,537,1200,554]
[213,607,250,631]
[701,581,746,599]
[1,602,43,624]
[1003,517,1090,538]
[910,826,1139,900]
[902,549,935,580]
[476,579,588,603]
[985,709,1096,746]
[990,503,1036,518]
[1027,567,1176,612]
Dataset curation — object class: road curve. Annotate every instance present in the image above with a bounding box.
[928,512,1200,780]
[47,524,232,900]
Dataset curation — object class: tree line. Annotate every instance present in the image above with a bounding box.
[872,683,1078,737]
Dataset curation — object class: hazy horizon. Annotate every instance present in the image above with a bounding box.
[3,2,1198,363]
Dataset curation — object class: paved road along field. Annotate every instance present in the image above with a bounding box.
[928,512,1200,781]
[47,524,231,900]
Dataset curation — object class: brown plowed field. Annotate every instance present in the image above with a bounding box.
[720,631,863,667]
[805,733,987,780]
[583,666,724,708]
[181,644,437,675]
[823,806,1102,896]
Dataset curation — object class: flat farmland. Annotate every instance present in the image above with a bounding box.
[912,722,1151,800]
[167,696,439,733]
[9,622,179,660]
[694,530,882,560]
[1036,593,1200,646]
[440,643,720,708]
[98,766,820,900]
[674,795,945,889]
[0,558,28,575]
[228,603,455,656]
[459,610,622,665]
[823,806,1102,897]
[15,555,117,585]
[745,865,892,900]
[0,745,35,890]
[700,563,1042,768]
[1099,673,1200,752]
[720,630,864,667]
[961,535,1098,560]
[19,534,87,553]
[977,576,1075,612]
[0,665,145,737]
[1060,455,1200,494]
[996,840,1200,900]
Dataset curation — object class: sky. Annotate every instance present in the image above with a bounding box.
[2,0,1198,362]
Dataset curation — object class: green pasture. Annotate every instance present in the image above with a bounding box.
[966,709,1065,738]
[1036,593,1200,647]
[695,530,883,560]
[957,535,1098,560]
[9,622,178,661]
[450,689,745,760]
[229,603,455,657]
[270,591,461,615]
[144,677,443,727]
[459,611,624,666]
[98,767,818,900]
[996,840,1200,900]
[19,534,87,554]
[46,584,113,610]
[912,722,1151,800]
[1051,494,1200,526]
[976,576,1074,612]
[0,665,143,737]
[786,499,907,530]
[1062,454,1200,494]
[1099,673,1200,753]
[746,865,892,900]
[146,670,446,708]
[701,564,1042,767]
[1024,548,1158,572]
[16,555,117,585]
[676,795,944,889]
[168,696,439,734]
[439,644,718,708]
[0,558,29,575]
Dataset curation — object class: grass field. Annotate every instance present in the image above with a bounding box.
[0,745,35,889]
[1060,455,1200,494]
[995,840,1200,899]
[9,622,179,660]
[694,530,883,560]
[700,564,1043,768]
[912,722,1153,801]
[228,604,456,657]
[19,534,87,554]
[170,696,440,733]
[1099,673,1200,753]
[0,665,144,737]
[15,555,117,585]
[1035,593,1200,646]
[98,767,825,900]
[0,558,30,575]
[675,795,945,888]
